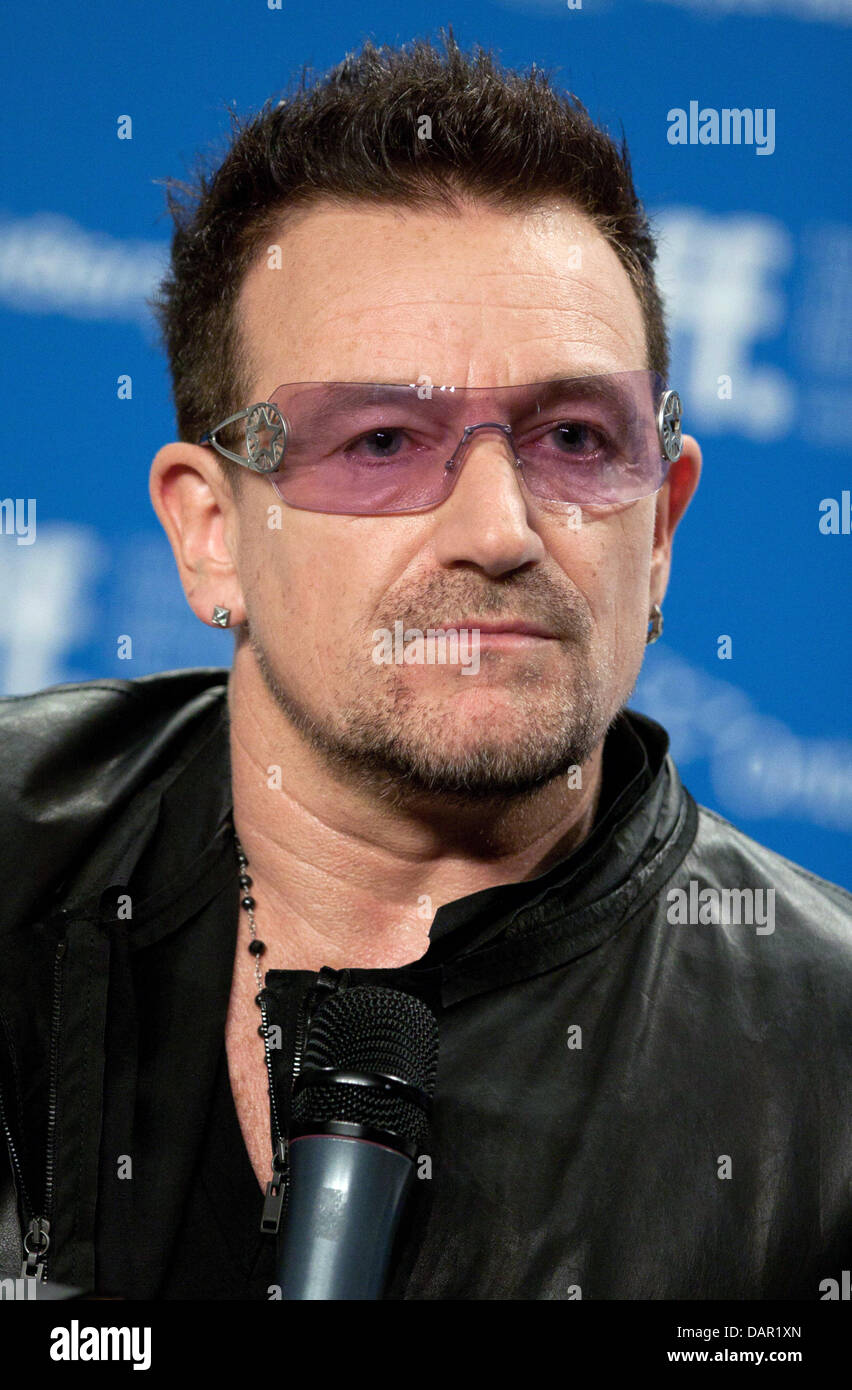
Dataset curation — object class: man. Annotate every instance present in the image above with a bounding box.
[1,34,849,1302]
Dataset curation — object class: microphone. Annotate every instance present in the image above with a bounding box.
[276,982,439,1300]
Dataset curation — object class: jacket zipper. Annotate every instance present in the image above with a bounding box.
[290,985,311,1092]
[0,936,66,1281]
[1,1085,51,1280]
[260,966,347,1237]
[0,1072,35,1231]
[260,976,312,1236]
[39,938,67,1281]
[291,966,348,1090]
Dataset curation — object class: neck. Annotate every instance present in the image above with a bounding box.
[226,648,605,971]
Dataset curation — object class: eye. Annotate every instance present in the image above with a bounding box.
[344,428,407,459]
[547,421,609,455]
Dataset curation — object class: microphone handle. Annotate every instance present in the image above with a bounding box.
[276,1133,414,1300]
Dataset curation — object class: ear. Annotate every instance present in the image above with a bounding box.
[149,440,247,627]
[649,433,702,607]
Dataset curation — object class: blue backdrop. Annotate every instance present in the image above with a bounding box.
[1,0,850,886]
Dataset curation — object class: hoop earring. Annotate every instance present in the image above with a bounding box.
[646,603,663,645]
[211,605,231,628]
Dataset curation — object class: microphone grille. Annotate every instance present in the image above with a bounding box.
[292,984,440,1143]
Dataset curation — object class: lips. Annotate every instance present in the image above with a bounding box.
[437,618,558,639]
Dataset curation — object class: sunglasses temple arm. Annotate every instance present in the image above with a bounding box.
[198,407,254,466]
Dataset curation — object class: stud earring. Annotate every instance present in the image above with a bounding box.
[211,605,231,628]
[646,603,663,645]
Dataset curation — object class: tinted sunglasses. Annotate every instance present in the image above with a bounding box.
[199,372,683,515]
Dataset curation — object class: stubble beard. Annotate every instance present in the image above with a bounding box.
[247,623,618,808]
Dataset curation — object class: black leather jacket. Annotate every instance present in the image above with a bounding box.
[1,668,850,1299]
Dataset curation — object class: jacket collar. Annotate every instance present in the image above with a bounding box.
[21,669,694,991]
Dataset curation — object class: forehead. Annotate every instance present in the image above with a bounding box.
[236,197,648,390]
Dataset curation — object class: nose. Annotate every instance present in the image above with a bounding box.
[430,425,546,577]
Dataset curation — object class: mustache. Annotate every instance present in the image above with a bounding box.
[377,571,591,642]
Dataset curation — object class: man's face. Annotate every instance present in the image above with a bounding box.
[203,198,695,797]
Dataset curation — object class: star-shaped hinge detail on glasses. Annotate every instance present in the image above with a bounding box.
[246,404,285,469]
[659,391,683,462]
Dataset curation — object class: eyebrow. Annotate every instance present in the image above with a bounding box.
[531,375,625,404]
[526,374,652,418]
[272,382,416,411]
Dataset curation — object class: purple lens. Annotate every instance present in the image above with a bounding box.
[514,371,666,505]
[266,372,668,515]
